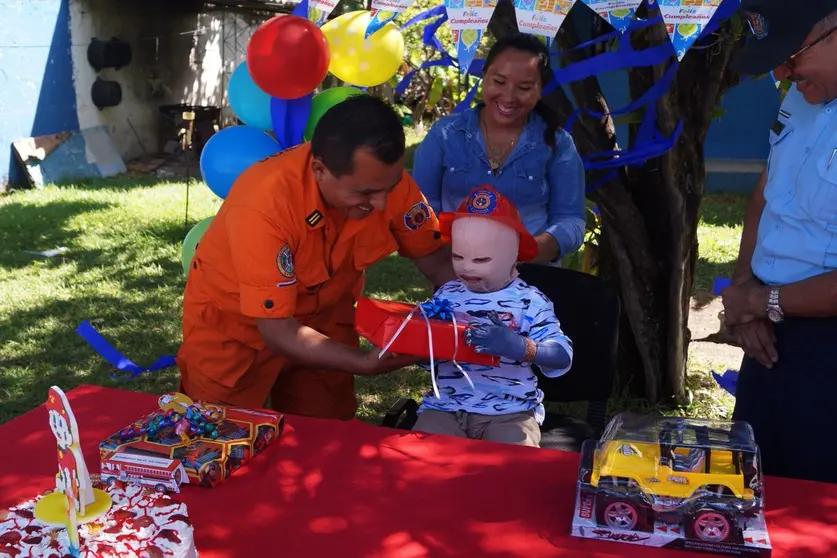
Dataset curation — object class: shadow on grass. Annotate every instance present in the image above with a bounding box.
[0,199,114,270]
[363,253,433,303]
[66,175,198,193]
[700,193,748,228]
[0,292,182,424]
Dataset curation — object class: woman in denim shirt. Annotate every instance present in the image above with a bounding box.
[412,33,586,264]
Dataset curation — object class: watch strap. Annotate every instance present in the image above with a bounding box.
[522,338,538,363]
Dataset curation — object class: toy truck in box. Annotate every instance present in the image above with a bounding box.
[572,413,771,556]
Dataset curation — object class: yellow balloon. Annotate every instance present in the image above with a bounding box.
[321,10,405,88]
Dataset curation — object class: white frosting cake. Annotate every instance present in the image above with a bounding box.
[0,477,197,557]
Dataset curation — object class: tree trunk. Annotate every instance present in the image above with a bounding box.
[489,1,741,404]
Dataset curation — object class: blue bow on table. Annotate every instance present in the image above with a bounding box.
[420,298,454,321]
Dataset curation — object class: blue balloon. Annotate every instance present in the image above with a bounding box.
[200,126,281,199]
[270,93,313,148]
[228,62,273,131]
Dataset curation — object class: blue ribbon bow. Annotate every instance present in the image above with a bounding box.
[420,298,455,321]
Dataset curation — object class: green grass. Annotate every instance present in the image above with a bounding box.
[0,178,747,426]
[694,194,748,307]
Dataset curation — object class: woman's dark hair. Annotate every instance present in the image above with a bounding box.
[483,33,562,150]
[311,95,405,177]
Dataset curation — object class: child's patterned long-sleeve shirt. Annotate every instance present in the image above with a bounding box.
[418,278,573,423]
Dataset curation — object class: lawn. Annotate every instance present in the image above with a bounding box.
[0,177,747,425]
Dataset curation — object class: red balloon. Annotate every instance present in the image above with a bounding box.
[246,15,330,100]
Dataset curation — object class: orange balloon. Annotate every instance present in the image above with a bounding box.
[246,15,330,100]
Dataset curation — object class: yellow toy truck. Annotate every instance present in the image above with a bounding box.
[580,413,765,545]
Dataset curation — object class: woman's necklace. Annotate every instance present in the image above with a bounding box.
[480,114,523,172]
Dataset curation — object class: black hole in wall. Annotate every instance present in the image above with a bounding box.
[92,79,122,109]
[88,37,132,71]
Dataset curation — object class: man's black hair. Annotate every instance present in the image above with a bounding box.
[310,94,405,177]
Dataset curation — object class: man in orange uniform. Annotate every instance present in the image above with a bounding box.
[177,96,455,420]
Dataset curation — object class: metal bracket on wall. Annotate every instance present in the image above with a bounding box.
[88,37,132,71]
[91,79,122,109]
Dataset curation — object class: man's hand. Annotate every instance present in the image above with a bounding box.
[731,320,778,368]
[722,279,770,327]
[356,350,423,376]
[464,313,525,361]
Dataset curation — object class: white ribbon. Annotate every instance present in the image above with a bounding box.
[378,302,476,400]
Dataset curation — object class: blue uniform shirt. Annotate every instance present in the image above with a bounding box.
[752,84,837,285]
[411,107,587,257]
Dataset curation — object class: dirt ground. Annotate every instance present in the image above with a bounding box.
[688,297,744,373]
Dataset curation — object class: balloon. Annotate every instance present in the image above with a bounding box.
[271,94,313,148]
[228,62,273,130]
[304,87,365,141]
[321,11,404,88]
[182,217,213,276]
[247,15,330,99]
[200,126,282,199]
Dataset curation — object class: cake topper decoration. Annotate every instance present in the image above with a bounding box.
[34,386,112,557]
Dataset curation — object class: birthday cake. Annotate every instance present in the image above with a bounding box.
[0,476,197,557]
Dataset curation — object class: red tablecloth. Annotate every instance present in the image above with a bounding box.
[1,386,835,557]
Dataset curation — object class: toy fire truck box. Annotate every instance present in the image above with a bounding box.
[355,297,500,366]
[99,393,284,489]
[571,412,771,557]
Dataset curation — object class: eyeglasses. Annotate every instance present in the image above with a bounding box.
[784,26,837,70]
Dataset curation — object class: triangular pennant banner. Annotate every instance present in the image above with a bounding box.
[444,0,498,74]
[366,0,419,38]
[659,0,722,60]
[514,0,576,45]
[581,0,643,33]
[308,0,339,26]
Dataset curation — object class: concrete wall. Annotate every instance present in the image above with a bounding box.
[0,0,79,185]
[68,0,228,163]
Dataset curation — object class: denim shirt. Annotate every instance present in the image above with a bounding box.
[751,84,837,285]
[411,107,587,257]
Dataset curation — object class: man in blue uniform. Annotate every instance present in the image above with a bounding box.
[723,0,837,483]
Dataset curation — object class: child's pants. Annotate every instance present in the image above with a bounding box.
[414,409,541,447]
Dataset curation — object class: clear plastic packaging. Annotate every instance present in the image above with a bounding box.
[571,412,771,556]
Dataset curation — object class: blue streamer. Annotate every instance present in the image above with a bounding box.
[713,276,732,295]
[401,5,446,29]
[696,0,740,43]
[76,321,176,381]
[712,369,738,396]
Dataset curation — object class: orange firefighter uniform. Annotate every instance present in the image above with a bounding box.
[177,144,442,420]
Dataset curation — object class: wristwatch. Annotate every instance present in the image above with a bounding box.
[766,287,784,323]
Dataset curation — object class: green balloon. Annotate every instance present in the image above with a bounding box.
[182,217,214,276]
[303,87,366,142]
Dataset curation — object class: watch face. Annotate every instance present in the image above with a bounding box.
[768,308,783,323]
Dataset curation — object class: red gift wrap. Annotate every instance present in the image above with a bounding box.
[355,297,499,366]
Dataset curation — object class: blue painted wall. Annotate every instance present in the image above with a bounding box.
[704,77,779,161]
[0,0,79,187]
[596,70,779,160]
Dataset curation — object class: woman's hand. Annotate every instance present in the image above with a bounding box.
[532,232,560,263]
[465,313,525,361]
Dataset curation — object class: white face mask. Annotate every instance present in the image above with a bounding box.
[451,217,519,293]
